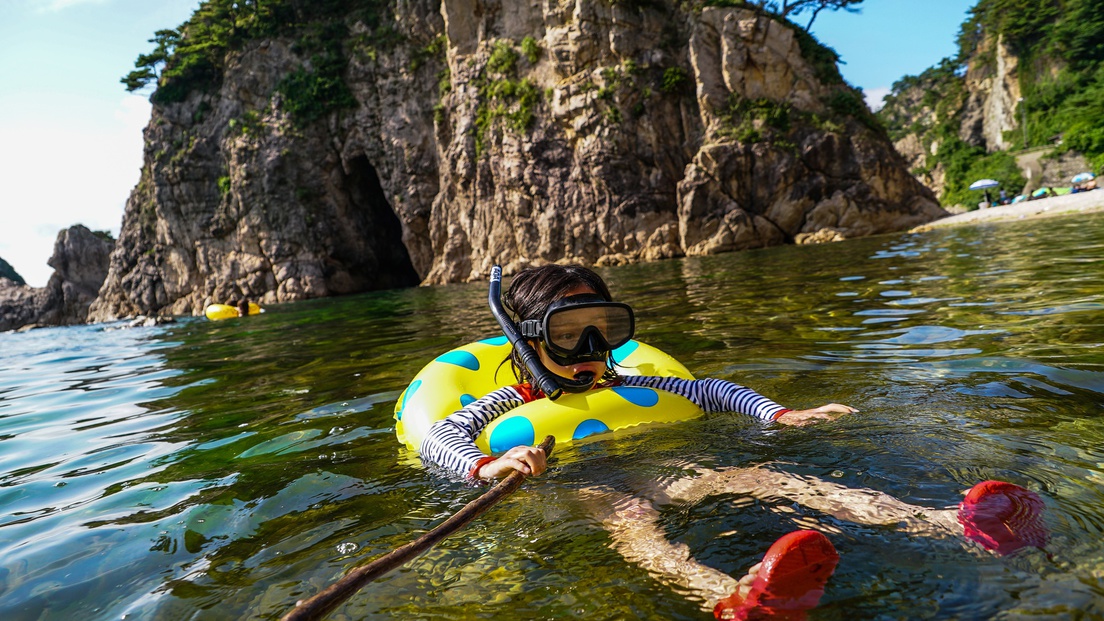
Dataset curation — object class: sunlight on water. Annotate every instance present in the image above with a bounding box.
[1,215,1103,619]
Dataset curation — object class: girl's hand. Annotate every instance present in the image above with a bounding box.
[776,403,857,427]
[477,445,547,480]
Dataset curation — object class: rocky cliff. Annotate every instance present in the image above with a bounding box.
[958,34,1023,154]
[0,226,114,332]
[880,33,1029,201]
[88,1,944,321]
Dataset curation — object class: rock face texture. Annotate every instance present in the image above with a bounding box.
[0,226,114,331]
[88,1,944,321]
[958,34,1023,153]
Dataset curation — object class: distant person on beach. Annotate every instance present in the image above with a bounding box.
[236,299,250,317]
[999,189,1008,204]
[420,263,1050,619]
[983,190,993,208]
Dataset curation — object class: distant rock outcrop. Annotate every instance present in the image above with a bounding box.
[0,226,114,332]
[896,34,1028,200]
[88,2,944,321]
[0,257,25,286]
[880,26,1067,201]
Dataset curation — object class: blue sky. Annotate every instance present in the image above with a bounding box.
[811,0,973,109]
[1,0,971,288]
[0,0,200,287]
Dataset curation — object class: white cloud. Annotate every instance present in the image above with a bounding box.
[864,87,891,112]
[37,0,110,13]
[116,93,153,132]
[0,94,149,287]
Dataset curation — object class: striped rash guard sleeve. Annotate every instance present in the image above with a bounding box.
[420,385,528,480]
[619,376,789,422]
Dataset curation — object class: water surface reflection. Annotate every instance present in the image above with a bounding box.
[0,215,1102,619]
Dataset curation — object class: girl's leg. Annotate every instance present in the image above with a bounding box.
[654,464,1048,555]
[655,463,958,536]
[583,487,738,614]
[582,487,839,618]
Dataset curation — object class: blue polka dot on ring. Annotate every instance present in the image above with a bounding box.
[489,416,536,453]
[610,386,660,407]
[435,350,480,370]
[573,419,610,440]
[396,379,421,420]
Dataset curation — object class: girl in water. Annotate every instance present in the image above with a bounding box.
[420,264,1048,618]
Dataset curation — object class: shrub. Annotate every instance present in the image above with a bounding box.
[661,67,688,94]
[277,60,357,125]
[521,36,541,64]
[487,41,518,75]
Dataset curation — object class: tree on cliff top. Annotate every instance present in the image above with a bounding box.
[122,0,393,105]
[741,0,864,31]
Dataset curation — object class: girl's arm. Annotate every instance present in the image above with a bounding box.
[419,385,527,480]
[620,376,855,425]
[620,376,789,421]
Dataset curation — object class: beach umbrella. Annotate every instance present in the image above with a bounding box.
[1072,172,1095,183]
[1032,188,1049,198]
[968,179,1000,190]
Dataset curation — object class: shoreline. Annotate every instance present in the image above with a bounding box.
[914,189,1104,231]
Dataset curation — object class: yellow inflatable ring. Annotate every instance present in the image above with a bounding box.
[204,303,262,320]
[394,337,703,453]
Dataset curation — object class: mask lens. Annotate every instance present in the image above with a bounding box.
[545,304,633,354]
[600,306,633,347]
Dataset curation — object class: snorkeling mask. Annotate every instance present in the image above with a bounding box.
[519,294,635,367]
[487,266,635,398]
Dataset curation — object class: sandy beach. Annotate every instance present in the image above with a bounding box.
[917,189,1104,230]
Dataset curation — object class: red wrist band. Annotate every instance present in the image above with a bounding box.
[470,456,496,480]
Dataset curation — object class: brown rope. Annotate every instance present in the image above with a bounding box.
[281,435,556,621]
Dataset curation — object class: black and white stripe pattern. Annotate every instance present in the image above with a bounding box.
[419,377,787,479]
[419,385,528,479]
[619,376,786,421]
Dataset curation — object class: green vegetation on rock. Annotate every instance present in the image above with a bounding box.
[721,97,791,143]
[474,40,543,157]
[276,22,357,127]
[661,67,689,94]
[521,36,541,64]
[124,0,397,122]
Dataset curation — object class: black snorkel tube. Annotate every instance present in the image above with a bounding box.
[489,265,564,401]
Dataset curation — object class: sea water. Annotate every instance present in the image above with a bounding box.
[1,215,1102,619]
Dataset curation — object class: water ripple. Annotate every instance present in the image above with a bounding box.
[1,216,1104,619]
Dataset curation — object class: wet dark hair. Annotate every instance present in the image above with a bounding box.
[500,264,620,385]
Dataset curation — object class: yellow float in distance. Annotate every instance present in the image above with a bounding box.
[394,337,702,453]
[204,303,262,321]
